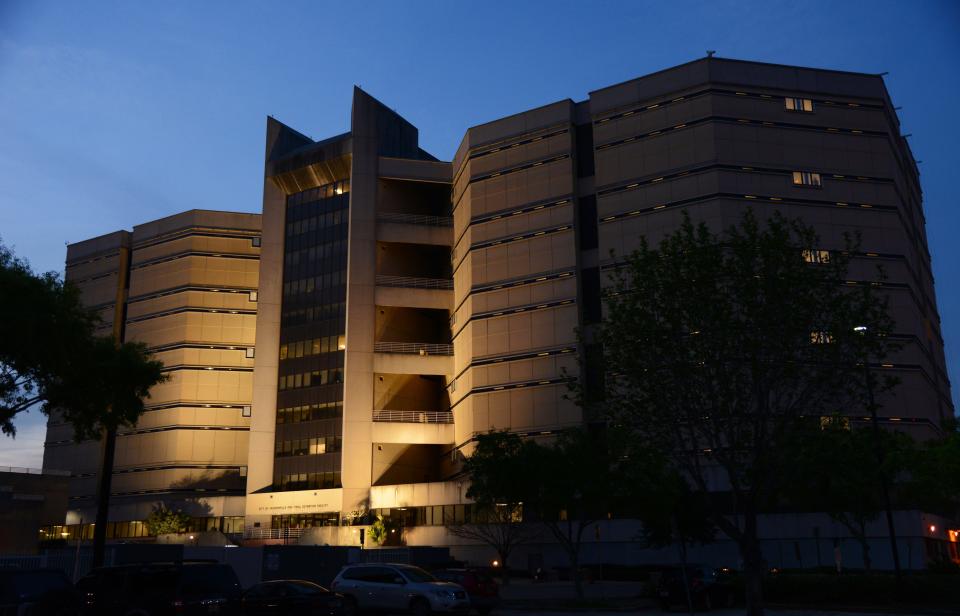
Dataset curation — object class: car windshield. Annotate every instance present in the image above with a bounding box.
[397,566,436,583]
[8,572,69,600]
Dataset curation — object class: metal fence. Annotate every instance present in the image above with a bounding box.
[374,275,453,290]
[373,342,453,356]
[377,212,453,227]
[372,410,453,424]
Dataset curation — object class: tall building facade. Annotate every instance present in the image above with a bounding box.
[246,58,952,538]
[43,210,261,538]
[41,58,953,558]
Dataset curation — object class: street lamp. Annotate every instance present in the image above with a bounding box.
[855,325,902,581]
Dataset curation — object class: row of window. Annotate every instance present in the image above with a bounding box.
[785,97,814,112]
[39,516,246,541]
[280,335,345,360]
[793,171,822,187]
[802,249,832,264]
[277,402,343,425]
[286,212,347,238]
[270,513,340,529]
[283,269,347,297]
[282,303,346,327]
[276,471,342,491]
[372,504,485,527]
[286,180,350,208]
[275,436,342,457]
[284,237,347,267]
[278,369,343,390]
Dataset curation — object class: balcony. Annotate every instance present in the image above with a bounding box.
[372,410,453,424]
[375,275,453,290]
[377,212,452,227]
[373,342,452,356]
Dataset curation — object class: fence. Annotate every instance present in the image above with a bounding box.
[372,410,454,424]
[373,342,453,356]
[374,275,453,290]
[377,212,453,227]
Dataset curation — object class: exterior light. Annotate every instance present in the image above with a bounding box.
[492,560,500,567]
[854,326,868,333]
[929,525,937,533]
[189,535,195,540]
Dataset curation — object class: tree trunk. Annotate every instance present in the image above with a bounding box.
[858,520,872,573]
[498,549,510,586]
[741,511,765,616]
[92,426,117,568]
[571,549,583,600]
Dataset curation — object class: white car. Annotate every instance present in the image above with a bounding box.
[331,563,470,615]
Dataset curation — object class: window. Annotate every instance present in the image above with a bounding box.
[785,97,813,112]
[810,331,834,344]
[793,171,822,187]
[242,405,251,418]
[249,291,258,302]
[245,347,255,359]
[802,249,831,264]
[252,237,261,247]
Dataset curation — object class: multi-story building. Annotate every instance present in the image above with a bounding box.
[246,58,953,556]
[42,210,261,539]
[41,57,953,565]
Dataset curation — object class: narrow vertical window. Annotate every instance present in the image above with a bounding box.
[785,97,814,112]
[792,171,822,187]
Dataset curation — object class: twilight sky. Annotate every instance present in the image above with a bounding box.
[1,0,958,467]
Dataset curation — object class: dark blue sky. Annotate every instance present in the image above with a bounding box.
[1,0,958,465]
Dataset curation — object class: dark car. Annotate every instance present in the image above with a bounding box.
[0,569,79,616]
[431,569,499,615]
[242,580,345,616]
[77,561,243,615]
[657,565,737,611]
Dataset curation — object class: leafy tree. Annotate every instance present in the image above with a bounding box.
[524,428,620,599]
[145,504,191,536]
[587,210,896,616]
[369,514,403,546]
[786,419,914,571]
[904,419,960,521]
[449,431,539,585]
[0,242,166,438]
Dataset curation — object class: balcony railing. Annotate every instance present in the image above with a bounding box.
[244,527,306,540]
[375,275,453,290]
[377,212,453,227]
[373,342,453,356]
[372,410,454,424]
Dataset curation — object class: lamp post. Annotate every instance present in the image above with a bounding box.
[855,325,902,581]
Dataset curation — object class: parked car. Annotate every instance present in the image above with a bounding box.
[0,568,79,616]
[242,580,344,616]
[76,561,243,615]
[330,564,469,615]
[431,569,499,614]
[657,565,737,611]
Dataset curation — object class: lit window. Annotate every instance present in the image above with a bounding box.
[242,406,251,418]
[785,97,814,112]
[802,249,831,264]
[810,331,834,344]
[249,291,258,302]
[793,171,822,187]
[245,348,255,359]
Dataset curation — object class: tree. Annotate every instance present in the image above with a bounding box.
[369,514,403,546]
[0,242,165,439]
[904,419,960,522]
[588,210,897,616]
[145,504,192,536]
[525,428,620,599]
[786,419,914,571]
[449,431,540,585]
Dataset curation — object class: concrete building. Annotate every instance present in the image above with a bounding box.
[244,58,953,564]
[42,210,261,539]
[40,57,953,566]
[0,467,69,554]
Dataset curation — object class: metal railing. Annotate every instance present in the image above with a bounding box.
[377,212,453,227]
[375,275,453,290]
[372,410,454,424]
[373,342,453,356]
[243,527,306,540]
